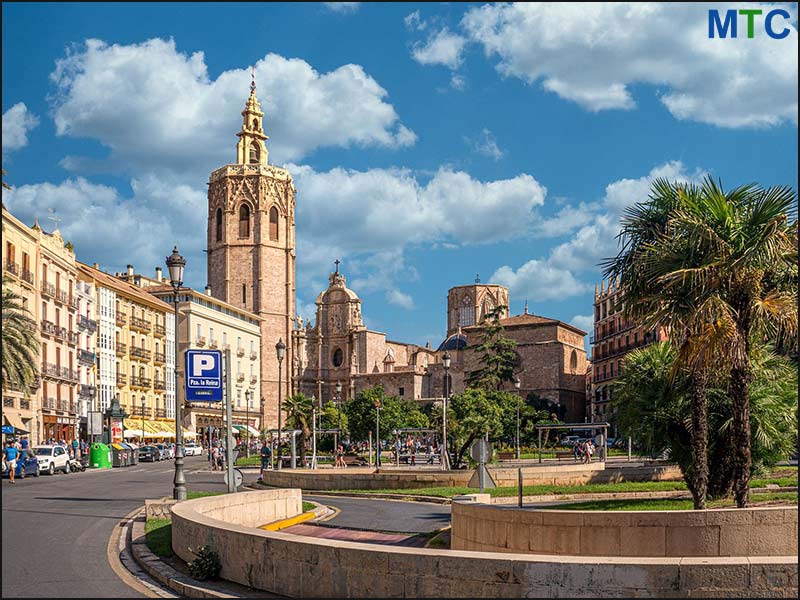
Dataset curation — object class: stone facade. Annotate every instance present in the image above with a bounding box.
[206,81,295,430]
[446,283,509,336]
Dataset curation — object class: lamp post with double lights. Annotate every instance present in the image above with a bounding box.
[141,395,146,447]
[275,338,285,470]
[165,246,186,501]
[374,397,381,472]
[514,376,521,460]
[245,389,251,458]
[441,351,451,470]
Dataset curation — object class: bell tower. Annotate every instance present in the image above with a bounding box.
[206,74,295,430]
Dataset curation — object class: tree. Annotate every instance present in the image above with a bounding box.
[1,276,39,394]
[282,393,313,465]
[343,386,428,443]
[449,388,504,468]
[466,305,518,391]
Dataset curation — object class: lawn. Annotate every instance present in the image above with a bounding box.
[302,501,316,513]
[145,518,173,558]
[548,492,798,511]
[187,490,224,499]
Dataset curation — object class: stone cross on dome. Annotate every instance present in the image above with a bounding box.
[334,259,341,274]
[250,65,256,92]
[475,273,480,283]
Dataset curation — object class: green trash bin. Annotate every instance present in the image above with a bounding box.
[90,443,112,469]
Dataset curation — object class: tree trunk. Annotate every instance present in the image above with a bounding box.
[688,371,709,510]
[455,432,477,469]
[729,361,751,508]
[707,430,735,499]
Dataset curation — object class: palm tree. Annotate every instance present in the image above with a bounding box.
[1,276,40,393]
[282,393,313,466]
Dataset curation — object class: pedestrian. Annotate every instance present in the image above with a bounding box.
[210,445,219,471]
[335,444,345,468]
[4,440,19,484]
[72,438,80,460]
[259,440,272,477]
[573,440,581,462]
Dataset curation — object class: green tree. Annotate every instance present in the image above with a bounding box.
[449,388,504,468]
[1,276,40,394]
[343,386,383,442]
[282,393,313,464]
[466,305,518,391]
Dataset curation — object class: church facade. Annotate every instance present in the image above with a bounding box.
[206,82,588,428]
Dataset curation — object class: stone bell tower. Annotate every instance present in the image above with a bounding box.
[206,75,295,429]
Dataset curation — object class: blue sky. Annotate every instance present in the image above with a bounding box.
[3,2,797,350]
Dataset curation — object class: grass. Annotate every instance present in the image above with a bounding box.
[302,501,316,513]
[187,490,223,499]
[145,518,173,558]
[548,492,798,511]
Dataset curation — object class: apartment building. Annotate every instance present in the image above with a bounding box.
[74,278,98,437]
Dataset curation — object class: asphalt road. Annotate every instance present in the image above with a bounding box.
[2,457,451,598]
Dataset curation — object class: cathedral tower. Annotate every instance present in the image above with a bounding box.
[446,281,509,336]
[207,77,295,429]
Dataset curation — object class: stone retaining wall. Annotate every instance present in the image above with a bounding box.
[452,502,799,557]
[170,489,797,598]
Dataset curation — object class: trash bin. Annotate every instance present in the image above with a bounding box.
[120,443,133,467]
[127,442,139,465]
[111,443,127,467]
[90,442,112,469]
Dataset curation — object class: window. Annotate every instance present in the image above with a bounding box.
[250,364,254,377]
[250,340,254,353]
[215,208,223,242]
[248,141,260,164]
[332,348,343,367]
[252,118,259,130]
[196,323,202,340]
[41,301,47,321]
[398,386,404,397]
[5,241,14,263]
[269,207,279,241]
[222,332,227,347]
[458,296,475,327]
[209,327,214,342]
[242,284,246,306]
[236,389,242,408]
[237,360,241,375]
[55,308,61,327]
[238,204,250,238]
[570,350,578,373]
[237,336,242,351]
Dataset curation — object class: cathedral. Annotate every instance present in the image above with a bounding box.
[206,81,589,427]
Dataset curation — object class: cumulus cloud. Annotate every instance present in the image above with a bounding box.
[385,289,415,310]
[323,2,360,13]
[404,10,426,31]
[569,314,594,335]
[465,128,504,160]
[49,38,415,179]
[492,259,593,301]
[2,103,40,155]
[449,2,797,127]
[411,28,467,69]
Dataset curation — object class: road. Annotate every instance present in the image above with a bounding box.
[1,457,450,598]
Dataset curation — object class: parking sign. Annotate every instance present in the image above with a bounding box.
[185,349,223,402]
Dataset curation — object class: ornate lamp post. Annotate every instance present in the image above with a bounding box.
[165,246,186,501]
[441,351,451,471]
[335,380,342,450]
[374,397,381,473]
[275,338,285,470]
[141,395,146,446]
[514,376,521,460]
[245,389,251,458]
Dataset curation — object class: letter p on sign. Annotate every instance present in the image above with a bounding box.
[193,354,215,375]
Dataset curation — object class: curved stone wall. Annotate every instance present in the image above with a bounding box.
[170,489,797,598]
[451,502,799,557]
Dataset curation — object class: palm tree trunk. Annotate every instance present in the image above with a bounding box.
[729,360,751,508]
[689,371,708,509]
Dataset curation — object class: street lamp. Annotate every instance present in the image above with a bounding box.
[335,380,342,451]
[141,395,146,447]
[374,398,381,472]
[275,338,285,470]
[441,351,451,471]
[165,245,186,501]
[245,389,251,458]
[514,376,521,460]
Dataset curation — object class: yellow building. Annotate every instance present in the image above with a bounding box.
[76,263,179,439]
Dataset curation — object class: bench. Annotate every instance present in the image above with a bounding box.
[555,451,575,461]
[342,455,368,467]
[398,453,440,465]
[497,451,515,460]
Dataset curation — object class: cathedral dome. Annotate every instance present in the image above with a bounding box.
[437,333,467,352]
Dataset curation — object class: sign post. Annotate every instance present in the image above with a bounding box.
[224,349,235,493]
[468,438,496,492]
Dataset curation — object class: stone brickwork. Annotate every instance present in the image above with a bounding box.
[170,489,797,598]
[452,502,799,558]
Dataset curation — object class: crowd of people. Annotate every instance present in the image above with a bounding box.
[572,438,597,463]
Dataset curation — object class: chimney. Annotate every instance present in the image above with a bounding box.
[155,267,162,283]
[205,284,212,296]
[93,262,99,270]
[127,264,134,276]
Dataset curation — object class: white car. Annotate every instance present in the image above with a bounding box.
[33,445,71,475]
[183,442,203,456]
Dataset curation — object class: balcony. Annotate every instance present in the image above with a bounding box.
[43,362,61,379]
[56,289,69,305]
[155,408,167,419]
[236,373,245,383]
[250,375,258,385]
[209,339,219,349]
[40,319,56,337]
[116,341,127,356]
[78,315,98,332]
[56,398,68,412]
[116,373,127,386]
[131,406,150,418]
[237,347,245,357]
[130,375,152,389]
[61,367,79,382]
[5,260,19,277]
[154,351,166,364]
[196,337,207,347]
[41,281,56,298]
[250,351,257,360]
[154,379,166,391]
[66,331,80,346]
[129,316,151,332]
[154,323,166,337]
[70,296,80,310]
[79,350,96,366]
[223,343,231,352]
[22,269,34,285]
[79,384,96,398]
[130,346,152,361]
[116,313,127,326]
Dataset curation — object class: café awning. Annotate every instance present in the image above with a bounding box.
[2,408,29,433]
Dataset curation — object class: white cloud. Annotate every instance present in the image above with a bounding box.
[385,289,415,310]
[2,103,40,155]
[49,38,414,179]
[531,202,598,238]
[570,314,594,335]
[450,74,466,90]
[323,2,360,13]
[411,28,467,69]
[491,259,593,301]
[458,2,798,127]
[404,10,426,31]
[465,128,504,160]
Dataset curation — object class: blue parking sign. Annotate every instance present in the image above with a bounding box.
[185,349,223,402]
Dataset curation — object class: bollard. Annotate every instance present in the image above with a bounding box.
[518,467,523,508]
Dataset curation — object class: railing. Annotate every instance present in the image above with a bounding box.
[155,408,167,419]
[250,351,257,360]
[80,384,96,398]
[131,346,152,361]
[41,319,56,336]
[130,316,151,331]
[57,290,69,305]
[43,363,61,379]
[70,296,79,309]
[66,331,79,346]
[42,397,56,410]
[236,373,245,382]
[79,350,95,366]
[57,398,68,412]
[154,323,166,337]
[154,379,166,391]
[116,313,127,326]
[154,351,166,363]
[22,269,34,285]
[78,315,98,332]
[116,373,127,386]
[196,337,206,347]
[62,367,80,382]
[237,347,245,357]
[20,399,30,410]
[250,375,258,385]
[69,401,77,413]
[5,261,19,276]
[41,281,56,298]
[131,375,151,388]
[116,341,127,355]
[3,397,14,408]
[131,406,150,417]
[209,339,219,348]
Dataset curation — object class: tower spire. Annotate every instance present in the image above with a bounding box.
[236,70,269,166]
[250,65,256,93]
[524,299,528,315]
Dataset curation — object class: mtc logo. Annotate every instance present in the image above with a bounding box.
[709,9,792,39]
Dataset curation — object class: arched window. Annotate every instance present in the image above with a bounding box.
[239,204,250,238]
[249,141,260,164]
[252,118,259,131]
[570,349,578,373]
[269,207,279,241]
[215,208,223,242]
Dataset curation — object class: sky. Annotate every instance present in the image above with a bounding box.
[2,2,797,352]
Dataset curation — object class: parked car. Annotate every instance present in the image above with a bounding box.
[154,443,169,460]
[138,446,158,462]
[560,435,581,447]
[183,442,203,456]
[33,445,71,475]
[2,448,40,478]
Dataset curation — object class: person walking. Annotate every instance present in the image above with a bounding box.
[260,440,272,477]
[573,440,581,462]
[4,440,19,484]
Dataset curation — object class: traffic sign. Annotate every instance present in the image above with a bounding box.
[224,467,243,490]
[470,438,492,463]
[185,349,223,402]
